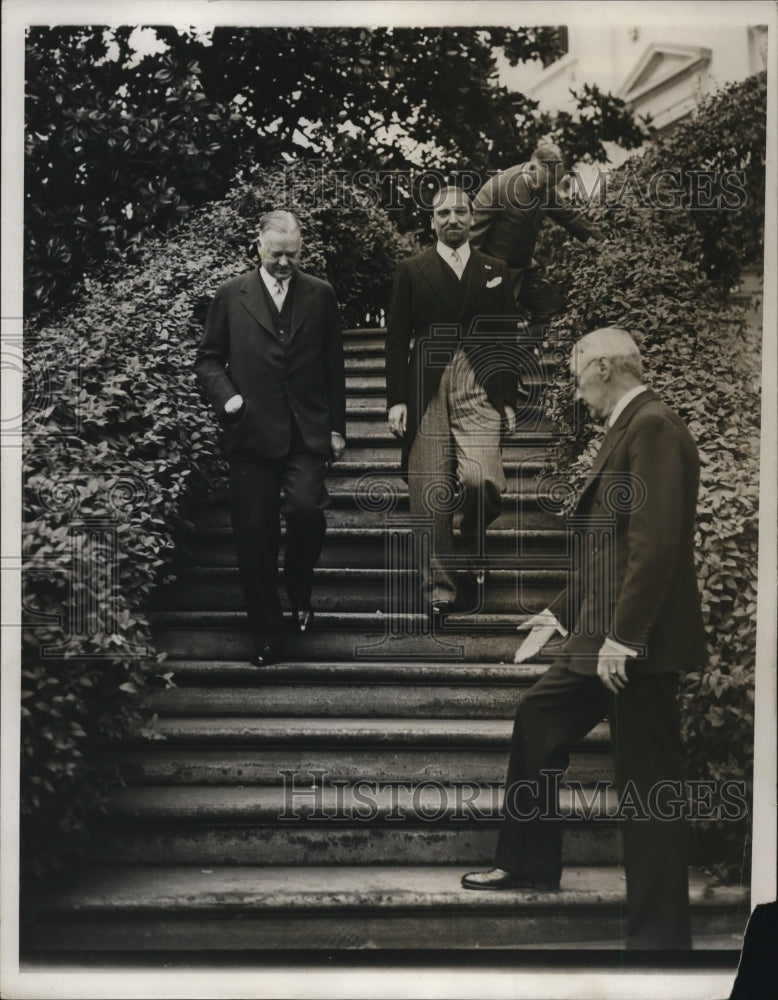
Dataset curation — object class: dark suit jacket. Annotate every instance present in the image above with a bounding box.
[548,389,707,676]
[195,267,346,461]
[470,162,603,273]
[384,246,519,469]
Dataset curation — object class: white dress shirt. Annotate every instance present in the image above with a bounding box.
[608,384,646,428]
[260,266,290,309]
[436,240,470,278]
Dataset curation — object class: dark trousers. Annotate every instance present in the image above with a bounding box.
[495,661,691,950]
[229,421,328,643]
[511,265,566,337]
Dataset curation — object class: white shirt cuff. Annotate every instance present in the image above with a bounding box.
[601,636,639,658]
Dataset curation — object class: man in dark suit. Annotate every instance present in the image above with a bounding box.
[470,141,604,335]
[195,210,346,665]
[385,186,520,618]
[462,328,707,951]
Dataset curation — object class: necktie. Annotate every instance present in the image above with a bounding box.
[272,279,287,309]
[449,249,464,279]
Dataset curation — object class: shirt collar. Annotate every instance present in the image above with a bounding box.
[259,266,291,292]
[436,240,471,268]
[608,385,647,428]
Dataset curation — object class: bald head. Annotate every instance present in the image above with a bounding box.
[530,141,566,191]
[574,328,643,378]
[571,328,644,420]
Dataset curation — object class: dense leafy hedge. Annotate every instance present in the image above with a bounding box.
[535,76,765,880]
[629,71,767,293]
[21,163,417,880]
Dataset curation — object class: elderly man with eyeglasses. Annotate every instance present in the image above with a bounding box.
[463,328,707,951]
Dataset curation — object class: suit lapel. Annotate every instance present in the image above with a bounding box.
[577,390,656,502]
[460,249,496,314]
[240,270,278,338]
[290,271,316,339]
[416,249,459,314]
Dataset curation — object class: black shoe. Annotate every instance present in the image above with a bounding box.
[251,637,284,667]
[291,608,315,633]
[461,868,560,891]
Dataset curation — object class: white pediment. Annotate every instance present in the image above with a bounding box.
[619,42,712,106]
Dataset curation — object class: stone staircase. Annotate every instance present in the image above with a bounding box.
[21,327,749,956]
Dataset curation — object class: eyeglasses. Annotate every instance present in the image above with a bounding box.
[572,356,601,385]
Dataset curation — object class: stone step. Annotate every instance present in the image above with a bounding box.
[89,822,617,867]
[343,327,386,338]
[342,356,557,378]
[183,524,569,568]
[117,740,610,787]
[344,386,551,413]
[345,373,386,394]
[89,785,620,866]
[344,372,552,396]
[144,658,552,684]
[345,403,550,426]
[194,496,566,528]
[342,420,555,441]
[195,473,560,514]
[130,716,610,749]
[343,344,555,387]
[102,783,618,823]
[151,618,563,661]
[204,459,553,500]
[346,396,389,414]
[144,678,548,718]
[333,440,557,463]
[21,865,748,952]
[155,567,565,614]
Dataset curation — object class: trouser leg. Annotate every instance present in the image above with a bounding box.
[408,368,457,605]
[495,662,609,884]
[446,348,506,562]
[281,421,329,611]
[612,672,691,949]
[517,265,565,339]
[229,460,285,640]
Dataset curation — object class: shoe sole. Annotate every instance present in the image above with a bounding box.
[461,878,560,892]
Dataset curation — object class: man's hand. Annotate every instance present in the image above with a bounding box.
[596,647,629,694]
[504,405,516,434]
[388,403,407,438]
[514,611,560,664]
[330,432,346,462]
[224,393,244,415]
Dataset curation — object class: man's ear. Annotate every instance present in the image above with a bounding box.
[598,357,613,381]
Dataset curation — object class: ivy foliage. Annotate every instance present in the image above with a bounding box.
[25,24,649,320]
[21,164,416,880]
[630,72,767,292]
[536,74,765,882]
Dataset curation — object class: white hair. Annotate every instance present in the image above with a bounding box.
[575,327,644,380]
[258,210,301,239]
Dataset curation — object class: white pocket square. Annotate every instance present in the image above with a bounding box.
[486,276,502,288]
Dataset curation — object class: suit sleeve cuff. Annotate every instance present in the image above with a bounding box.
[601,636,639,658]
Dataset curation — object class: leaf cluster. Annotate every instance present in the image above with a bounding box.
[618,71,767,291]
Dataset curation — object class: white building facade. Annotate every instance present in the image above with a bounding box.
[502,22,768,163]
